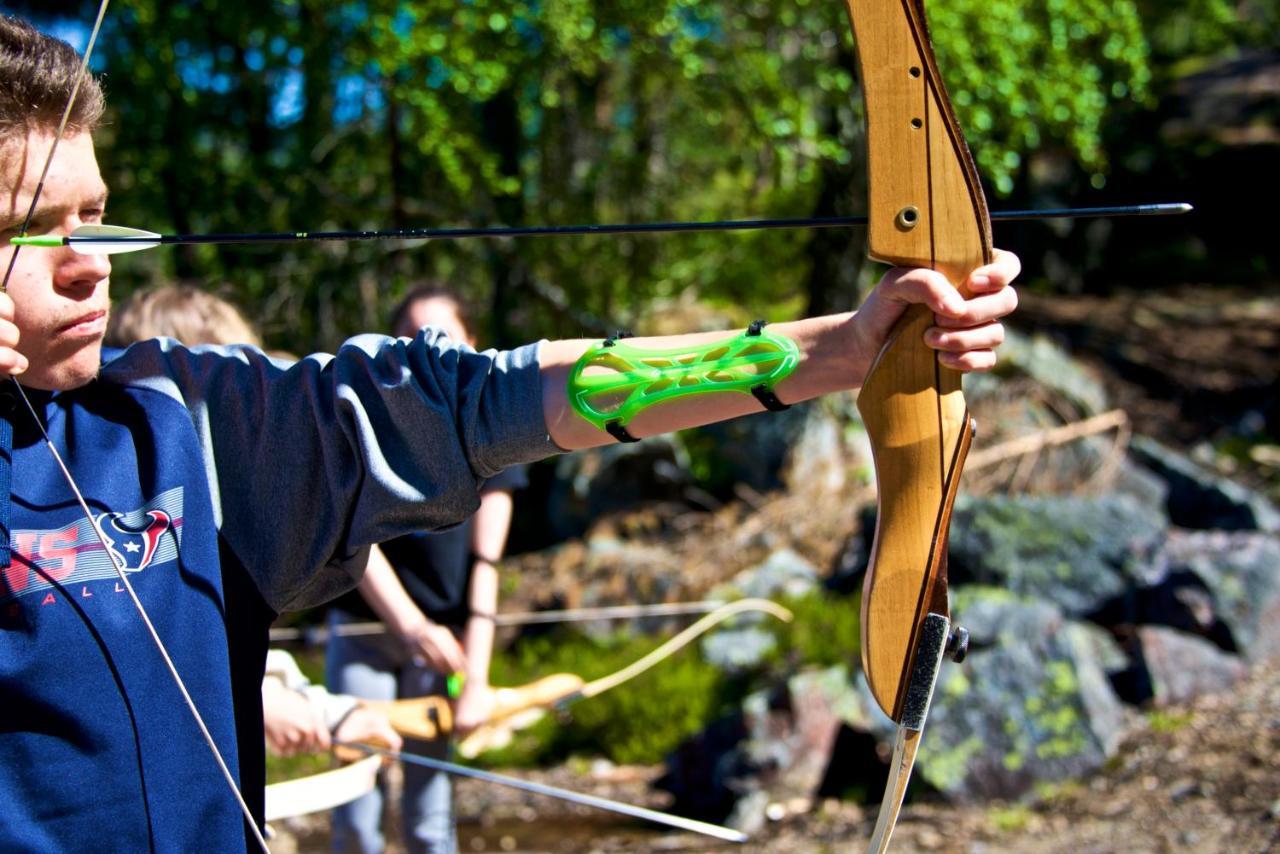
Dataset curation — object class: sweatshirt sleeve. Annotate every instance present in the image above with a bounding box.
[105,329,561,611]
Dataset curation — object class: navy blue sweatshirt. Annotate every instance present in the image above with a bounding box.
[0,329,555,852]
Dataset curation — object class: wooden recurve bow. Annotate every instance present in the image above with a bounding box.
[841,0,988,850]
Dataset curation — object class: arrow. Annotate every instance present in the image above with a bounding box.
[12,203,1192,255]
[340,741,749,843]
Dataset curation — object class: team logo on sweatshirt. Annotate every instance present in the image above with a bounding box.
[1,488,184,606]
[95,510,173,573]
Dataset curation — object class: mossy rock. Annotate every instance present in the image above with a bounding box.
[950,493,1167,616]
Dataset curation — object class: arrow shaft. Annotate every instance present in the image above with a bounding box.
[16,203,1192,254]
[343,742,748,843]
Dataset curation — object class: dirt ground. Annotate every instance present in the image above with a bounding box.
[438,662,1280,853]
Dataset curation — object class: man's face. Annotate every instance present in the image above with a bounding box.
[1,130,111,391]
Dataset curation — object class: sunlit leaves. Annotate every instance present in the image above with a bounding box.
[84,0,1237,350]
[927,0,1153,192]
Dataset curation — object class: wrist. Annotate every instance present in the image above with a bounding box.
[393,615,431,644]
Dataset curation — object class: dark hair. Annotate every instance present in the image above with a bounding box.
[389,284,473,337]
[0,15,105,143]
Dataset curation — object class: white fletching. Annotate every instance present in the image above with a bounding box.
[71,224,162,254]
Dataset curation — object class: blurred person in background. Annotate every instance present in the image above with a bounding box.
[327,286,526,854]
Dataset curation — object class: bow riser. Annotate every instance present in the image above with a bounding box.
[842,0,989,848]
[843,0,991,723]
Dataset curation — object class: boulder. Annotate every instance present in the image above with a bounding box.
[702,628,779,674]
[713,548,821,602]
[995,330,1111,415]
[949,494,1168,617]
[904,592,1132,802]
[1131,436,1280,532]
[1135,625,1248,706]
[544,435,698,538]
[659,665,873,827]
[1156,530,1280,662]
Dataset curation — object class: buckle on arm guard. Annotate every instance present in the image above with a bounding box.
[745,321,791,412]
[566,320,800,443]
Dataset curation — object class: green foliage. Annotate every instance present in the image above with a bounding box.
[265,750,332,786]
[988,804,1034,832]
[477,587,856,766]
[34,0,1196,351]
[772,588,860,669]
[928,0,1152,191]
[482,626,730,766]
[1147,709,1195,734]
[1134,0,1263,68]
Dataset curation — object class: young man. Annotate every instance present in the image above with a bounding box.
[0,14,1018,854]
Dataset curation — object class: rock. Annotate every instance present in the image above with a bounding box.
[545,435,697,538]
[910,592,1132,801]
[736,666,868,801]
[1136,626,1248,706]
[1157,530,1280,662]
[726,789,770,835]
[1130,436,1280,532]
[714,548,820,601]
[1111,458,1171,515]
[660,665,873,824]
[657,715,749,821]
[997,330,1111,415]
[702,627,778,673]
[781,396,871,494]
[949,494,1167,617]
[687,403,820,494]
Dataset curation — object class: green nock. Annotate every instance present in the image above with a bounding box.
[10,235,63,247]
[446,672,465,698]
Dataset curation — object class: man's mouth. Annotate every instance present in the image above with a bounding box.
[58,310,108,338]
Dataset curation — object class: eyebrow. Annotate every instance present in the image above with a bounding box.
[1,186,110,234]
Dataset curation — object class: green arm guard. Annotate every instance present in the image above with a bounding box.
[566,323,800,437]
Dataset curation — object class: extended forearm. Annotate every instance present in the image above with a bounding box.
[540,312,858,450]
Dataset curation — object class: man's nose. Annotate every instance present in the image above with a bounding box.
[55,245,110,291]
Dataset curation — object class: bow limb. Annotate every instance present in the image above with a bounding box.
[263,753,383,822]
[842,0,989,848]
[264,595,790,823]
[435,599,791,757]
[574,597,793,700]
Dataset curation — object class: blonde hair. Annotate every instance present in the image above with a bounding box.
[107,285,262,348]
